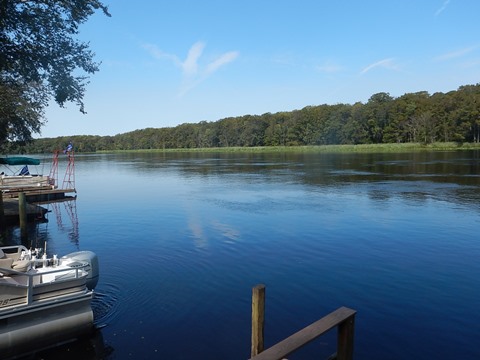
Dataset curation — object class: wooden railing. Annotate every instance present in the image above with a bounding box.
[249,284,356,360]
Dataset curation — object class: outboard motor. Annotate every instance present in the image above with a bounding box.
[61,251,99,290]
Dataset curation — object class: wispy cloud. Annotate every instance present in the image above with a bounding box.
[316,61,343,74]
[435,0,451,16]
[142,41,239,95]
[459,58,480,68]
[182,41,205,76]
[205,51,239,75]
[435,45,478,61]
[360,58,399,75]
[271,53,296,66]
[142,43,181,66]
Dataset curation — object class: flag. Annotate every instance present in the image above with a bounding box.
[64,142,73,154]
[20,165,29,175]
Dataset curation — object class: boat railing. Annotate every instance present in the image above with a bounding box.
[0,259,89,309]
[1,244,29,257]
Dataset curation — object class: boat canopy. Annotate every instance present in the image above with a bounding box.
[0,157,40,166]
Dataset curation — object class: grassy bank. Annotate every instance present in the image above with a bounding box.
[99,142,480,154]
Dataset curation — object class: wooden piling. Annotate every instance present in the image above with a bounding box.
[0,192,5,230]
[337,311,355,360]
[248,284,356,360]
[18,192,27,240]
[251,284,266,357]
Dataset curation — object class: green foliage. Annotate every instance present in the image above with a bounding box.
[11,83,480,153]
[0,0,109,148]
[0,78,46,145]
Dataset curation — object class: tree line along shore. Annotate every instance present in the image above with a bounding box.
[7,84,480,154]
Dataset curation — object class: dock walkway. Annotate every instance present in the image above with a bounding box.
[1,188,76,202]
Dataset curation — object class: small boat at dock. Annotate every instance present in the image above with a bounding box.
[0,156,54,191]
[0,245,99,358]
[0,153,76,202]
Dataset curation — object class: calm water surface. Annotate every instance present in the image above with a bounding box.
[4,150,480,360]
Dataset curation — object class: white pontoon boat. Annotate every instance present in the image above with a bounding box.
[0,245,99,358]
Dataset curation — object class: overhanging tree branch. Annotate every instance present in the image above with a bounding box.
[0,0,110,146]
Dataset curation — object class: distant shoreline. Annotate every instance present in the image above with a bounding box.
[95,142,480,154]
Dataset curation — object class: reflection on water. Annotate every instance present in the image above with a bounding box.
[2,150,480,359]
[46,199,80,246]
[1,198,80,249]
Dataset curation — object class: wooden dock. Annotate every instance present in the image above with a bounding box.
[249,285,356,360]
[1,188,76,202]
[1,187,76,226]
[1,198,48,225]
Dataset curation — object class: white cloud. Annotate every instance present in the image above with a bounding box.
[143,41,239,95]
[182,41,205,76]
[435,0,451,16]
[435,45,477,61]
[205,51,239,75]
[141,43,181,66]
[360,58,398,75]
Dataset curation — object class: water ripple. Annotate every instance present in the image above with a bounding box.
[92,282,121,326]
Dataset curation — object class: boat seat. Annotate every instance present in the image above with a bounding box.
[0,249,30,273]
[0,257,14,270]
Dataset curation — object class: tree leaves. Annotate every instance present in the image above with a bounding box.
[0,0,109,147]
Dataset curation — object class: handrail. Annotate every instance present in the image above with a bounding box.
[249,285,356,360]
[0,261,89,307]
[0,244,29,253]
[249,307,356,360]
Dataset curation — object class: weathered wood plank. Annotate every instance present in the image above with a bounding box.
[19,193,27,240]
[251,284,266,357]
[337,312,355,360]
[249,306,356,360]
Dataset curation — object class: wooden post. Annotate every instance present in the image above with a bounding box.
[18,192,28,241]
[336,313,355,360]
[251,284,266,357]
[0,192,5,231]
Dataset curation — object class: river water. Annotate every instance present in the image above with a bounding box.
[4,150,480,359]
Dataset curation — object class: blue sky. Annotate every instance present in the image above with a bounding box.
[40,0,480,138]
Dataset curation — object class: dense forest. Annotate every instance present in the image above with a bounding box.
[8,83,480,154]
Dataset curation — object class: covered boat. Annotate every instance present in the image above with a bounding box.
[0,156,54,192]
[0,245,99,358]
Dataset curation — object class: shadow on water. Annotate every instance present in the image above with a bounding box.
[15,329,114,360]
